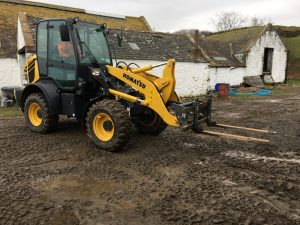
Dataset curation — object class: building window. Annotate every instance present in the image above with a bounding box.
[263,48,274,74]
[213,56,228,61]
[128,42,140,50]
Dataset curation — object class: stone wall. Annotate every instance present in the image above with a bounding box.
[0,58,21,92]
[208,67,246,90]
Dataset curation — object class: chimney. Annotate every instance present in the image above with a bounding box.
[193,30,200,62]
[194,29,200,48]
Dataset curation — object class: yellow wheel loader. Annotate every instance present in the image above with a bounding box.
[15,18,213,151]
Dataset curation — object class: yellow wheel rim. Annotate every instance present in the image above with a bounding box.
[93,113,114,142]
[28,103,42,126]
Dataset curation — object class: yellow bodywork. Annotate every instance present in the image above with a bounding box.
[23,54,40,84]
[107,59,180,127]
[24,54,181,127]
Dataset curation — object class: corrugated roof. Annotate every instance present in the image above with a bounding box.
[0,0,151,58]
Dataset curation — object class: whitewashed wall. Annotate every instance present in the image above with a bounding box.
[0,58,21,92]
[116,59,210,96]
[17,17,27,87]
[208,67,246,90]
[246,31,287,82]
[17,18,25,51]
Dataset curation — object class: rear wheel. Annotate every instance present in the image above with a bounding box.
[134,108,167,135]
[86,99,131,152]
[24,93,58,133]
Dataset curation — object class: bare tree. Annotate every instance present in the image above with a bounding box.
[250,16,272,26]
[173,29,212,36]
[173,29,195,36]
[250,16,266,26]
[211,11,247,31]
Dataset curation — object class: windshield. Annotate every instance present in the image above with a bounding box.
[75,22,111,65]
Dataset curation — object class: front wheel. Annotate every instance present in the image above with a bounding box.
[86,99,131,152]
[24,93,58,133]
[133,108,167,135]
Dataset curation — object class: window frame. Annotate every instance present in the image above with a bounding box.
[74,21,113,66]
[36,19,80,91]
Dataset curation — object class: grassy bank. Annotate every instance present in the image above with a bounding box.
[0,106,22,117]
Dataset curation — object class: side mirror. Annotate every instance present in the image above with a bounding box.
[116,30,123,47]
[95,23,109,36]
[59,24,70,42]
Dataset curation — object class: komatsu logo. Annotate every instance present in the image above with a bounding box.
[123,73,146,89]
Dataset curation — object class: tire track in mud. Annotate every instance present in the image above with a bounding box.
[1,87,300,224]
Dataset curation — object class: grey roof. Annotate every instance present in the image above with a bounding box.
[107,29,206,62]
[25,15,206,63]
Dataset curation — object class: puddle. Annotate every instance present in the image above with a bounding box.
[157,166,185,177]
[224,151,300,164]
[216,112,243,118]
[270,99,282,103]
[222,180,238,186]
[40,176,121,201]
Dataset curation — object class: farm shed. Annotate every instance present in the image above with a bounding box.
[198,25,288,89]
[106,25,289,94]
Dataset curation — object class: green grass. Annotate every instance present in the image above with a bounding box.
[181,95,208,102]
[287,79,300,85]
[230,94,259,99]
[0,106,23,117]
[282,36,300,61]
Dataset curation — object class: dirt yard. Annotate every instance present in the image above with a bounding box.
[0,85,300,225]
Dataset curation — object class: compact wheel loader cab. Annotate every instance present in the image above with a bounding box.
[15,18,213,152]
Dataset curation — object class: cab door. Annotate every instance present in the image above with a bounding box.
[37,20,78,90]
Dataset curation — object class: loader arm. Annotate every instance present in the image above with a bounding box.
[132,60,179,103]
[106,61,179,127]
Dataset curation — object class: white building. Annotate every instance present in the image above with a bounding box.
[199,25,288,89]
[107,25,288,95]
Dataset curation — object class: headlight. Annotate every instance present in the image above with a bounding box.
[91,68,100,76]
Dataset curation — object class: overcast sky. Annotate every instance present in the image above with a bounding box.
[30,0,300,32]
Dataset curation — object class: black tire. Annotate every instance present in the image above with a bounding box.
[134,108,167,135]
[86,99,131,152]
[24,93,58,133]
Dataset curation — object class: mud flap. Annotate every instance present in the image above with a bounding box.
[171,94,215,131]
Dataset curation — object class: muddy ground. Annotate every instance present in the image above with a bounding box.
[0,86,300,225]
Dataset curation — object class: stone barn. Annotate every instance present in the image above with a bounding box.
[197,25,288,89]
[106,25,288,94]
[106,30,209,96]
